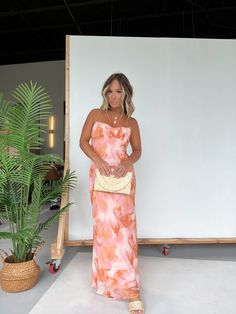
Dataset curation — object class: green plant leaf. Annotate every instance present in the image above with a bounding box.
[0,81,77,262]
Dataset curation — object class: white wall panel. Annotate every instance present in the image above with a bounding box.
[69,36,236,239]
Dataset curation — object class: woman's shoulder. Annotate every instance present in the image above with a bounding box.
[88,108,100,116]
[87,108,102,120]
[128,116,139,128]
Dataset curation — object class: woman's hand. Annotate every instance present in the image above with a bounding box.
[112,160,133,178]
[94,158,112,176]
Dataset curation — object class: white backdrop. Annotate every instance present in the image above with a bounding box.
[69,35,236,240]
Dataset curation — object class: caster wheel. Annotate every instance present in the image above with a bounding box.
[49,259,61,273]
[163,246,169,256]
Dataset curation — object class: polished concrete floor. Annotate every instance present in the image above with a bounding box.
[0,209,236,314]
[29,252,236,314]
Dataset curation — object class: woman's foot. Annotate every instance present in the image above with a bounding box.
[128,297,144,313]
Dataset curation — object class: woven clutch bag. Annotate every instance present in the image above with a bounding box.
[94,169,132,195]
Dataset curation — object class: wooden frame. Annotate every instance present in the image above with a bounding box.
[51,35,70,260]
[51,35,236,261]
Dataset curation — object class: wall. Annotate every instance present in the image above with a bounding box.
[68,36,236,239]
[0,60,65,157]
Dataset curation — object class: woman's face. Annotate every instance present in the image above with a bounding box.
[106,79,124,110]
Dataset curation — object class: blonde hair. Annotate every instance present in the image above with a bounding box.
[100,73,135,117]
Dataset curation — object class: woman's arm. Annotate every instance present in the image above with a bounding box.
[113,118,142,177]
[79,109,111,176]
[127,118,142,164]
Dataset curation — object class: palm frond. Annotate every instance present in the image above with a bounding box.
[4,82,52,151]
[36,203,72,235]
[39,170,77,206]
[0,93,12,128]
[0,81,77,262]
[0,228,33,242]
[25,175,43,230]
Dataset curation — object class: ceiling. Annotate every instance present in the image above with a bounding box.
[1,0,236,65]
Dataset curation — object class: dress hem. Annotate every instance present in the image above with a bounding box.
[92,285,140,301]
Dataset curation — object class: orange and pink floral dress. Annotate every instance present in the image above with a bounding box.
[89,121,140,300]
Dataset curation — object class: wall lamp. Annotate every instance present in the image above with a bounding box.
[48,115,55,148]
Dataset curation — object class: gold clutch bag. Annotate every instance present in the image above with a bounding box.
[94,169,132,195]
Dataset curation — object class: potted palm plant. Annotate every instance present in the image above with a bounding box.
[0,81,76,292]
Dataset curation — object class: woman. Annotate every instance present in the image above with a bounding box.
[80,73,144,314]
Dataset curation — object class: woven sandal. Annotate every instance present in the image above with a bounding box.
[128,300,144,313]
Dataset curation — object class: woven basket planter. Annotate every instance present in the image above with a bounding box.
[0,255,40,293]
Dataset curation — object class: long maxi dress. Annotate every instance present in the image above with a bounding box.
[89,121,140,300]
